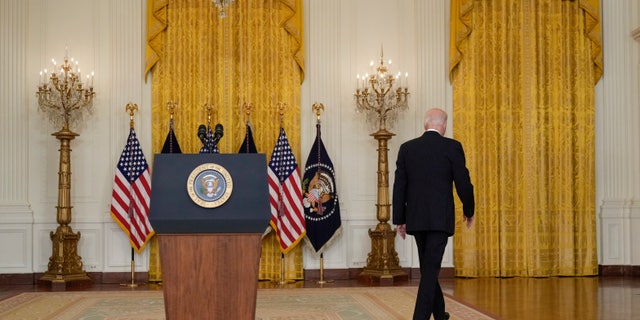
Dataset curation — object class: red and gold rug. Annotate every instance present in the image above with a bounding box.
[0,287,498,319]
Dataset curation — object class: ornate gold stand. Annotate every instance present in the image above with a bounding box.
[39,126,91,291]
[359,128,407,284]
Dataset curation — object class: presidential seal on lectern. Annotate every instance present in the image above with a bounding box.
[187,163,233,208]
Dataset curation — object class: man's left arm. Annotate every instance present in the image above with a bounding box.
[452,142,475,218]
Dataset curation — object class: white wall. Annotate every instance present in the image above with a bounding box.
[596,1,640,267]
[300,0,451,269]
[0,0,638,275]
[2,0,152,274]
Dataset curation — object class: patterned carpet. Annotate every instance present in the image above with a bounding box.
[0,287,498,320]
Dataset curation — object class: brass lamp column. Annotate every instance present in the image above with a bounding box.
[354,47,409,283]
[36,49,95,290]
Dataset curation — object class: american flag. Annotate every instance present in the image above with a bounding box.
[268,127,306,253]
[306,190,320,203]
[110,128,154,253]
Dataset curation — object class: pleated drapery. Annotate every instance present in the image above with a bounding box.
[145,0,305,282]
[449,0,601,277]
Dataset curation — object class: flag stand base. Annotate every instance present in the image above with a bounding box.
[120,257,142,288]
[317,254,334,285]
[277,279,296,285]
[276,253,296,285]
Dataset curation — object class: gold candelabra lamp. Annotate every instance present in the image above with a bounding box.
[354,47,409,130]
[36,48,95,290]
[354,47,409,283]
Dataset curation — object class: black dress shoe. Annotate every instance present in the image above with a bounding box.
[441,312,450,320]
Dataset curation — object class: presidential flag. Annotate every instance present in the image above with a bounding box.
[268,127,306,253]
[110,128,154,253]
[161,117,181,154]
[238,123,257,154]
[302,123,342,254]
[239,123,273,236]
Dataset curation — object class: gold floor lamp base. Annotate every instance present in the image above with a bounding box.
[358,222,408,285]
[39,226,91,291]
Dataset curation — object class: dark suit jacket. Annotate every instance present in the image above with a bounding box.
[392,130,474,236]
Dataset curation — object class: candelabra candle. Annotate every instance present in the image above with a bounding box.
[37,53,95,131]
[354,48,409,131]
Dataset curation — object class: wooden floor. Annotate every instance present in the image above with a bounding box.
[438,276,640,320]
[2,276,639,319]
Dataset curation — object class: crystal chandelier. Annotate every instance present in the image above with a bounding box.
[212,0,235,18]
[37,48,95,131]
[354,47,409,131]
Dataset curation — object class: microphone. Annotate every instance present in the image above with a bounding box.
[197,124,207,144]
[213,123,224,141]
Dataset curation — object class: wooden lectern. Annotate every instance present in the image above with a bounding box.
[149,154,270,320]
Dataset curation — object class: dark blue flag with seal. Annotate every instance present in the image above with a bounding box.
[238,123,257,154]
[237,122,274,237]
[302,123,342,254]
[161,117,182,154]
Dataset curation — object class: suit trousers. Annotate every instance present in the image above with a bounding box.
[412,231,449,320]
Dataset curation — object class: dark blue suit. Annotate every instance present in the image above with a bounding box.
[392,130,474,320]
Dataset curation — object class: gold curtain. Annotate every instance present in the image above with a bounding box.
[145,0,305,282]
[449,0,601,277]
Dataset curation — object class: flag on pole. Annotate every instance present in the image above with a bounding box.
[267,127,306,253]
[238,123,257,154]
[110,128,154,253]
[239,123,273,236]
[161,117,182,154]
[302,123,342,254]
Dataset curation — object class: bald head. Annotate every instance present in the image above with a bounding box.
[423,108,447,135]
